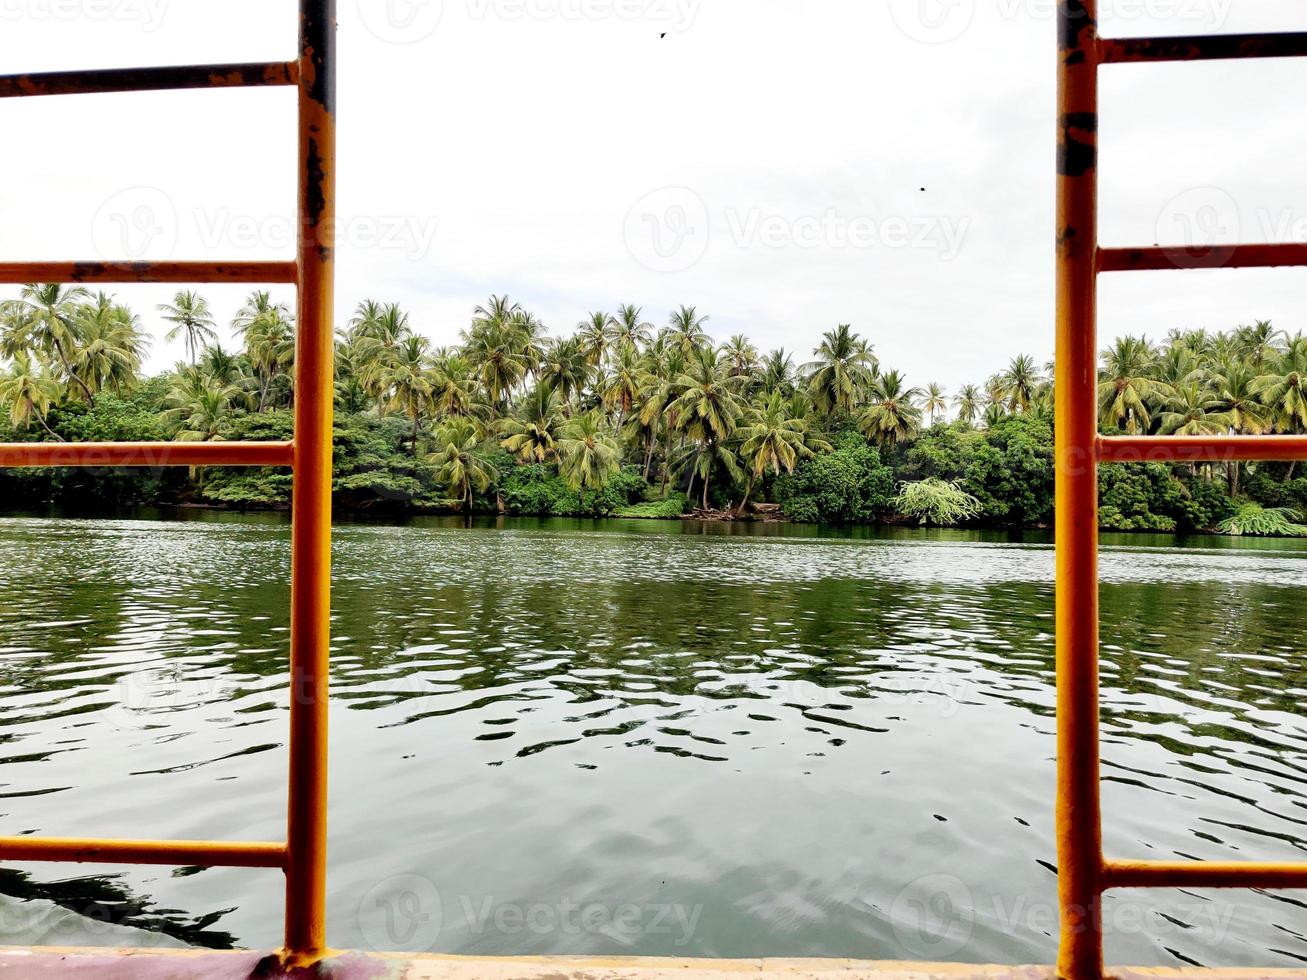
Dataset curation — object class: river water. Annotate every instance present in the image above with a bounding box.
[1,513,1305,968]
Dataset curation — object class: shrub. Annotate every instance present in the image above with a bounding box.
[895,478,982,526]
[774,441,894,524]
[615,493,689,519]
[1217,503,1307,537]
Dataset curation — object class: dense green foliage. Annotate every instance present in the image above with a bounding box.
[2,285,1304,533]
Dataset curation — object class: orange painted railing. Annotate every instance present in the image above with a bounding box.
[0,1,336,966]
[1055,6,1307,978]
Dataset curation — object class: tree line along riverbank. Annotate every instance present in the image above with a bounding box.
[3,285,1306,535]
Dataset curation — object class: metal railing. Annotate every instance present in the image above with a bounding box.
[1055,4,1307,977]
[0,1,336,964]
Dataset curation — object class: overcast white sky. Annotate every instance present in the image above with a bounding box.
[1,0,1306,391]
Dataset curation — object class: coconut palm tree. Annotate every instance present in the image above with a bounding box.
[736,391,830,514]
[859,369,923,446]
[158,290,218,365]
[163,373,240,441]
[760,349,794,396]
[954,384,981,426]
[576,312,611,367]
[428,417,498,513]
[428,353,485,420]
[558,411,622,510]
[1211,358,1271,495]
[71,293,147,401]
[538,336,589,410]
[666,305,710,357]
[722,334,760,380]
[1000,355,1041,413]
[12,283,94,403]
[380,333,435,452]
[1159,381,1232,436]
[924,382,948,424]
[1097,336,1172,434]
[668,346,746,507]
[601,343,643,428]
[608,304,653,351]
[499,383,565,463]
[0,351,63,439]
[804,324,877,417]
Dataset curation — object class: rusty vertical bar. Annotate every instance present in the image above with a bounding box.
[284,0,336,962]
[1055,2,1103,978]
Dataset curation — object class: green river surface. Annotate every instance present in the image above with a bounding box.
[1,512,1305,968]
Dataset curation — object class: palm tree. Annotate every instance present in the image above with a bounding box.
[1253,335,1307,436]
[428,417,498,513]
[859,369,923,446]
[1159,381,1232,437]
[804,324,877,417]
[576,312,611,367]
[1234,319,1284,370]
[1212,357,1272,495]
[601,343,643,428]
[538,336,589,409]
[428,353,486,420]
[954,384,981,425]
[608,304,653,351]
[1097,336,1172,434]
[0,351,63,439]
[924,382,948,424]
[158,290,218,365]
[1000,355,1041,413]
[381,334,435,452]
[499,383,565,463]
[558,411,622,510]
[760,349,794,396]
[13,283,94,403]
[163,373,239,441]
[667,346,746,507]
[722,334,759,380]
[71,293,147,401]
[666,305,710,357]
[736,391,830,514]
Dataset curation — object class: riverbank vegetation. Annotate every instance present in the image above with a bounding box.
[2,284,1306,534]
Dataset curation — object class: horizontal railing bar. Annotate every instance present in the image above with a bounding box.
[0,441,294,469]
[0,62,298,99]
[1098,435,1307,463]
[0,261,297,285]
[1104,859,1307,890]
[1098,243,1307,273]
[0,836,287,868]
[1100,32,1307,64]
